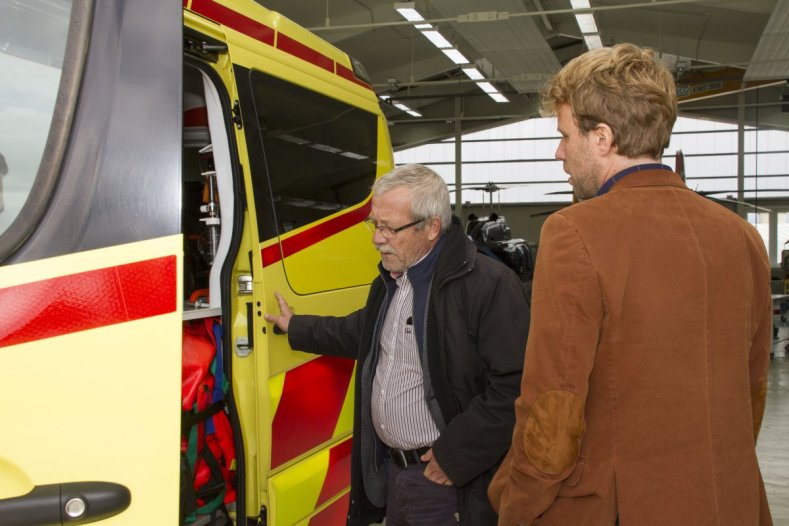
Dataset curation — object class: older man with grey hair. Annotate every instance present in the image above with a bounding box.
[266,163,530,526]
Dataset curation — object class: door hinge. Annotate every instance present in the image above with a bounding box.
[237,274,253,295]
[259,505,268,525]
[232,100,242,129]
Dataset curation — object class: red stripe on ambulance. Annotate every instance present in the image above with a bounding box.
[261,200,371,267]
[309,492,350,526]
[270,356,355,468]
[188,0,371,90]
[336,63,372,89]
[0,256,177,348]
[276,33,334,74]
[190,0,275,45]
[316,437,352,508]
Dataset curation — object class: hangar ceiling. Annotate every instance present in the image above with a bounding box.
[259,0,789,150]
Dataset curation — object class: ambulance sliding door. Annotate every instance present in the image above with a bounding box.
[0,0,183,524]
[236,66,383,524]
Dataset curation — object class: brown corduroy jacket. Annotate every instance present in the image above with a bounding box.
[489,169,773,526]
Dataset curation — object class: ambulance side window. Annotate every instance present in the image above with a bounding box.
[0,0,72,238]
[247,70,377,240]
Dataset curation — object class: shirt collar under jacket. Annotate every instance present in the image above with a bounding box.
[596,163,673,197]
[379,232,446,288]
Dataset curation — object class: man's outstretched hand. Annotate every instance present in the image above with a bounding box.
[264,291,294,333]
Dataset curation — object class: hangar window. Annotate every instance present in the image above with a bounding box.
[0,0,86,260]
[247,70,378,240]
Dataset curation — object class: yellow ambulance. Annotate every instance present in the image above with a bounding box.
[0,0,393,524]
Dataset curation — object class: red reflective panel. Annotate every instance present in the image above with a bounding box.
[0,256,177,348]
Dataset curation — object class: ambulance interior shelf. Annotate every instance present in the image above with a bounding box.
[184,143,222,318]
[184,307,222,321]
[182,69,235,319]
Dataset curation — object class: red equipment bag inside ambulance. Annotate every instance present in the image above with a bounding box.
[181,318,236,524]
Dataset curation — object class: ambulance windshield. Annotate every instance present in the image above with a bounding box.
[0,0,72,234]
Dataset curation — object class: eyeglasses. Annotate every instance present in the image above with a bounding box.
[363,217,424,239]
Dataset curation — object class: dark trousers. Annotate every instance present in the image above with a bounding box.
[385,460,460,526]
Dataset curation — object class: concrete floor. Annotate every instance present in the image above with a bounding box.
[760,326,789,525]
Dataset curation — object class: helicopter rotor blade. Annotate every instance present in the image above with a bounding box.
[447,181,530,192]
[695,188,788,196]
[530,208,566,217]
[706,196,772,213]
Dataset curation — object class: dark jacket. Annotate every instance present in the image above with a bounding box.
[288,221,530,525]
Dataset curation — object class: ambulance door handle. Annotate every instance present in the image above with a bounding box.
[0,481,130,525]
[235,302,255,356]
[247,301,255,347]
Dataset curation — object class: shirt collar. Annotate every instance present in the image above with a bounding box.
[380,233,445,285]
[596,163,673,196]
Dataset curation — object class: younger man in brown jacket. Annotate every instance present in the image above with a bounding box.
[489,43,773,526]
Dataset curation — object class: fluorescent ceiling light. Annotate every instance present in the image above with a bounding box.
[283,198,316,208]
[464,66,508,102]
[422,30,452,49]
[393,101,422,117]
[570,0,590,8]
[277,134,310,145]
[312,203,344,211]
[383,95,422,117]
[394,2,424,22]
[415,23,432,29]
[462,67,485,80]
[584,34,603,50]
[310,143,342,154]
[442,48,469,64]
[575,13,597,34]
[340,151,369,160]
[476,81,497,94]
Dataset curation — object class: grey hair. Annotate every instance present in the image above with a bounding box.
[372,164,452,233]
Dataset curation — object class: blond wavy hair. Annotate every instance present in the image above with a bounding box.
[541,43,677,159]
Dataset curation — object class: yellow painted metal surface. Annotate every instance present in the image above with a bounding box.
[268,448,331,526]
[183,2,395,523]
[0,236,183,524]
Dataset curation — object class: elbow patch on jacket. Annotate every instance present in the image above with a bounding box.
[751,379,768,440]
[523,390,585,475]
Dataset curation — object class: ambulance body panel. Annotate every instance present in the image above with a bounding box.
[0,0,393,524]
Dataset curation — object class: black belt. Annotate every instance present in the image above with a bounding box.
[388,446,430,469]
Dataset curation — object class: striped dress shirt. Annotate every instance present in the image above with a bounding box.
[370,270,440,450]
